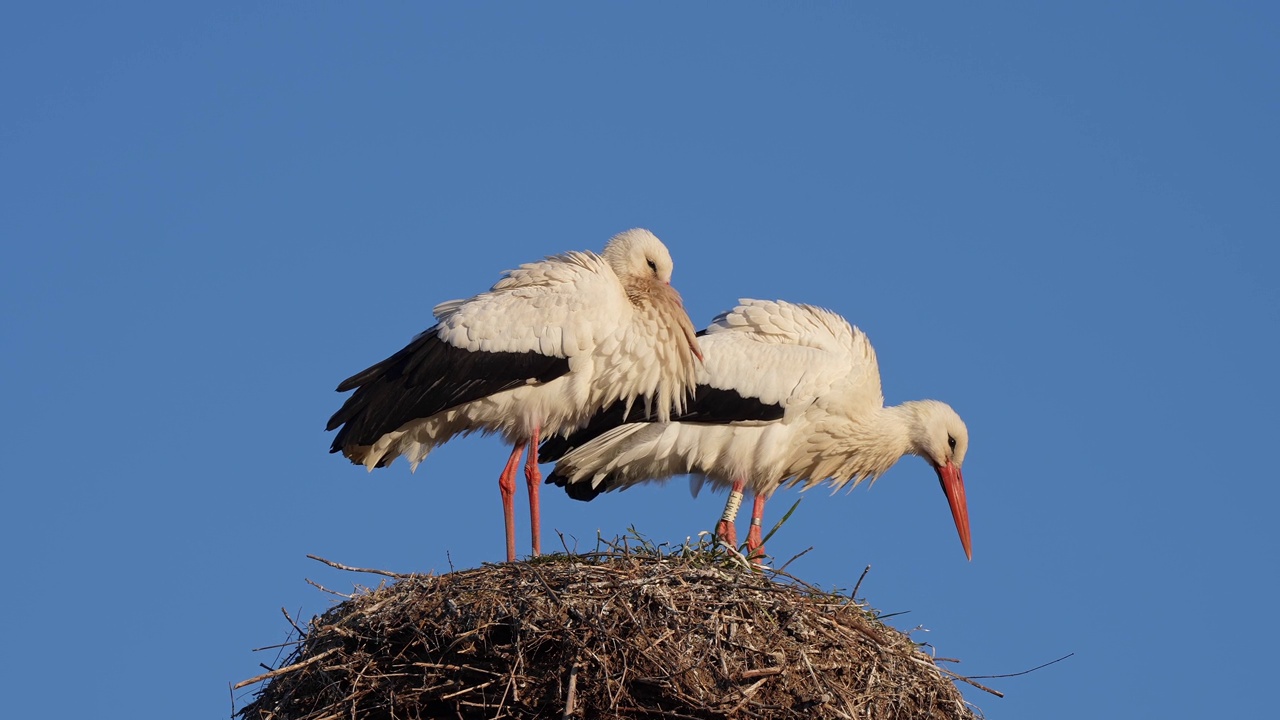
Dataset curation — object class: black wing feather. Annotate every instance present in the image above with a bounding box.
[328,327,570,452]
[549,469,611,501]
[540,385,784,462]
[541,384,784,502]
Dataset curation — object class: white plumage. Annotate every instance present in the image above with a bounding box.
[544,299,973,561]
[327,228,702,562]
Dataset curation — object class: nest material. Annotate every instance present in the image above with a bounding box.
[237,545,981,719]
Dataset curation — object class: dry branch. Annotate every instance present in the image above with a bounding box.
[306,554,411,579]
[234,648,339,689]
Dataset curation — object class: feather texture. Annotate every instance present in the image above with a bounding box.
[546,299,970,501]
[327,228,702,472]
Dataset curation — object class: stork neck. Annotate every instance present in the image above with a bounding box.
[823,405,917,482]
[885,400,942,456]
[869,404,919,457]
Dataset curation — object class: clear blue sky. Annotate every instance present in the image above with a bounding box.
[3,4,1277,718]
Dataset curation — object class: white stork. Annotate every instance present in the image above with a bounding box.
[327,229,703,562]
[542,299,973,562]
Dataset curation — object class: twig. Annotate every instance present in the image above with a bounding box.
[797,648,821,687]
[557,529,577,556]
[715,542,755,570]
[233,647,339,689]
[968,652,1075,679]
[522,563,565,607]
[492,667,515,718]
[738,666,784,680]
[440,679,496,699]
[940,668,1005,698]
[281,606,305,637]
[725,677,770,714]
[250,639,302,652]
[413,662,503,678]
[906,654,1006,699]
[305,578,351,598]
[778,546,813,573]
[847,620,885,648]
[760,565,828,595]
[562,660,580,719]
[306,554,410,579]
[852,564,871,598]
[511,634,524,704]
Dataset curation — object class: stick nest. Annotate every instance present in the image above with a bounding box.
[236,540,981,719]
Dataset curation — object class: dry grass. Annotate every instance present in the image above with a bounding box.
[235,536,984,719]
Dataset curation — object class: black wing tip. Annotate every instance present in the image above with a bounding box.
[538,436,573,462]
[326,329,571,449]
[333,330,435,393]
[546,472,606,502]
[566,484,603,502]
[538,387,784,462]
[334,372,361,393]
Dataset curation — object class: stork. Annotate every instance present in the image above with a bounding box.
[542,299,972,562]
[327,229,703,562]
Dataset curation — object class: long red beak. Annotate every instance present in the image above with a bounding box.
[935,461,973,561]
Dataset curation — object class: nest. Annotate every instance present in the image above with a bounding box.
[236,540,984,719]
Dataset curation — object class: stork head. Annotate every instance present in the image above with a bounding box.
[602,228,676,285]
[907,400,973,561]
[602,229,703,371]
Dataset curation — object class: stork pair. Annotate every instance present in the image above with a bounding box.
[327,229,972,563]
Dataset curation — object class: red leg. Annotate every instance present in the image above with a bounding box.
[715,479,747,549]
[498,442,526,562]
[524,426,543,557]
[745,494,768,564]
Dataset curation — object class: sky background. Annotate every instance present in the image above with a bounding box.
[3,3,1277,718]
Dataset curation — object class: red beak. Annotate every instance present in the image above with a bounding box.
[935,461,973,561]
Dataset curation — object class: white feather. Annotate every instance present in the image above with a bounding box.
[335,228,701,474]
[552,299,970,499]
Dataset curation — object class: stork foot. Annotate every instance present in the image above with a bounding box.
[714,518,739,549]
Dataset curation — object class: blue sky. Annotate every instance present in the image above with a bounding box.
[2,3,1277,718]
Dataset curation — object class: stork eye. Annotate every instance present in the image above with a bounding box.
[947,435,956,451]
[646,259,657,272]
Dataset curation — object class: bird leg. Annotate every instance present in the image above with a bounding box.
[745,494,768,564]
[524,426,542,557]
[498,442,526,563]
[715,479,747,549]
